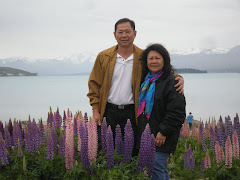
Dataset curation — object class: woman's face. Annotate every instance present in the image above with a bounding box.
[147,51,164,75]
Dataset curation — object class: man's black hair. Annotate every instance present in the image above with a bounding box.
[114,18,135,32]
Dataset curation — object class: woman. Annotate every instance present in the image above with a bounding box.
[137,44,186,180]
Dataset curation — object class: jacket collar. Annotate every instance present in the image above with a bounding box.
[105,44,143,60]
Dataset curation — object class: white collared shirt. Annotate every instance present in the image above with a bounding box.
[107,53,134,105]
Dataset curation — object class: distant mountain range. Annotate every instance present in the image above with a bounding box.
[0,45,240,75]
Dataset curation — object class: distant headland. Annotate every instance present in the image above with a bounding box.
[175,68,207,73]
[0,67,38,77]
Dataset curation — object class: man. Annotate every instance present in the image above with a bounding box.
[87,18,184,148]
[187,112,194,130]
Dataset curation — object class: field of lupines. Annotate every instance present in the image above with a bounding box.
[0,108,154,179]
[0,107,239,180]
[169,114,240,180]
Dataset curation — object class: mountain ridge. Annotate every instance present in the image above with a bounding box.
[0,45,240,75]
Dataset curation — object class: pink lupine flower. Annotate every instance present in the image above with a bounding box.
[198,125,201,142]
[215,141,221,164]
[232,131,239,158]
[191,127,197,137]
[206,129,210,138]
[215,141,224,164]
[225,136,232,168]
[182,121,188,137]
[220,147,225,162]
[88,117,98,165]
[204,151,211,169]
[65,116,74,170]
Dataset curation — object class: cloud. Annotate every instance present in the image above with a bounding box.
[0,0,239,58]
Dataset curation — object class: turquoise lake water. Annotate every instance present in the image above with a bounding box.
[0,73,239,123]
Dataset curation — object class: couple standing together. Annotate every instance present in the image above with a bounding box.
[87,18,186,180]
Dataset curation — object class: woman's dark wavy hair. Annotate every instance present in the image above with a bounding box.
[141,43,174,83]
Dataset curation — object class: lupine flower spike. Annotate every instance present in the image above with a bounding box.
[101,118,108,151]
[204,151,211,169]
[65,117,74,169]
[88,117,98,165]
[123,119,134,163]
[138,123,152,173]
[232,131,239,158]
[225,136,232,168]
[106,126,114,169]
[115,124,122,155]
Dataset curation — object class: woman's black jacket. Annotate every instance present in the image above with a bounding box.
[137,73,186,153]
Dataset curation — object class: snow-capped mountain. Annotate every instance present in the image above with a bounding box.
[0,45,240,75]
[170,47,229,55]
[56,51,96,64]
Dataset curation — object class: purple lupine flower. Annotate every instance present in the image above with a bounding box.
[63,110,67,129]
[184,149,189,169]
[38,118,45,145]
[55,107,61,129]
[123,119,134,163]
[200,159,205,176]
[233,114,240,149]
[32,119,40,152]
[17,139,23,157]
[184,145,194,171]
[51,123,58,152]
[221,123,226,148]
[101,118,108,151]
[80,121,90,169]
[209,126,215,151]
[25,120,34,152]
[137,123,151,172]
[233,114,239,136]
[205,121,208,130]
[189,155,195,171]
[0,133,9,165]
[58,130,65,157]
[215,125,218,143]
[199,123,207,152]
[106,126,114,169]
[13,121,22,149]
[0,121,4,139]
[225,117,233,141]
[218,121,225,148]
[84,113,88,124]
[115,124,122,155]
[8,119,13,137]
[47,108,54,128]
[46,127,54,161]
[24,128,31,153]
[73,116,78,136]
[219,116,223,124]
[4,127,11,149]
[19,120,23,139]
[148,134,156,177]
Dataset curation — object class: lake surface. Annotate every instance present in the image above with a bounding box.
[0,73,239,123]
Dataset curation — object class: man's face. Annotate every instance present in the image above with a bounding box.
[114,22,136,48]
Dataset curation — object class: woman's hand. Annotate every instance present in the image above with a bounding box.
[155,132,166,147]
[174,76,184,95]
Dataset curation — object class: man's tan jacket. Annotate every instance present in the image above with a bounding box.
[87,44,143,124]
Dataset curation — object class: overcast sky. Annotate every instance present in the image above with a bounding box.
[0,0,240,59]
